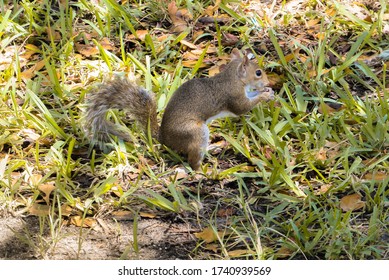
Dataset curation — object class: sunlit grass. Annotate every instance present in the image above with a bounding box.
[0,0,388,259]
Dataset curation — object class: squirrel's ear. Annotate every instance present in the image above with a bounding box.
[237,55,249,77]
[231,48,242,60]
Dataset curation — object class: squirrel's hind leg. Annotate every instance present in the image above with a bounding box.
[184,123,209,171]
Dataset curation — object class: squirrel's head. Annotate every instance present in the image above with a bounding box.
[230,48,273,100]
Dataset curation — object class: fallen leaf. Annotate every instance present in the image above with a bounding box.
[362,158,379,166]
[217,207,235,217]
[75,43,99,57]
[318,102,344,114]
[205,243,218,253]
[111,210,134,221]
[100,37,115,50]
[208,139,229,154]
[19,128,40,142]
[182,59,207,68]
[326,7,336,17]
[276,245,294,258]
[222,33,240,46]
[29,173,42,186]
[60,204,73,216]
[127,30,149,41]
[266,73,284,89]
[140,212,157,219]
[70,216,97,228]
[204,0,221,16]
[194,227,223,243]
[339,193,365,212]
[29,203,50,216]
[171,167,188,180]
[306,18,320,28]
[21,60,46,80]
[261,145,274,160]
[25,43,41,53]
[168,1,190,33]
[228,249,255,258]
[208,65,222,77]
[180,39,197,49]
[316,147,327,161]
[38,182,56,204]
[314,183,332,195]
[316,32,326,40]
[362,172,389,181]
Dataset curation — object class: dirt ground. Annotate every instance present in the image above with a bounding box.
[0,210,198,260]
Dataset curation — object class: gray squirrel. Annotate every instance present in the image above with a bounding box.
[83,48,274,170]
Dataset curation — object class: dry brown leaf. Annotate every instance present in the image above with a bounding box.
[100,37,115,50]
[261,145,274,160]
[362,172,389,181]
[308,69,317,78]
[21,60,46,80]
[194,227,223,243]
[314,183,332,195]
[284,53,295,63]
[111,210,134,221]
[306,18,321,28]
[316,147,327,161]
[180,39,197,50]
[182,59,207,68]
[217,207,235,217]
[204,0,221,16]
[267,73,284,90]
[190,47,215,56]
[276,245,294,257]
[208,139,229,155]
[168,1,189,33]
[29,173,42,186]
[339,193,365,212]
[9,171,23,188]
[75,43,99,57]
[228,249,255,258]
[140,212,157,219]
[29,203,50,216]
[61,204,73,216]
[127,30,149,41]
[318,102,344,114]
[25,43,40,53]
[71,216,97,228]
[38,182,56,204]
[21,44,40,61]
[205,243,218,253]
[208,65,222,77]
[362,158,379,166]
[222,33,239,46]
[19,128,40,142]
[326,8,336,17]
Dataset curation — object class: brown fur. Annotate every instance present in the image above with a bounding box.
[83,49,273,170]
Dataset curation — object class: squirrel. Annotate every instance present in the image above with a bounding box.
[83,48,274,170]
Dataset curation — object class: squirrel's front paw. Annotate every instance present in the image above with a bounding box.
[260,87,274,101]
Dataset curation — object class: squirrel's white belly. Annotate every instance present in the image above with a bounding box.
[206,110,238,124]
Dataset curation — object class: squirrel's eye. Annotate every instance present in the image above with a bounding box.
[255,70,262,77]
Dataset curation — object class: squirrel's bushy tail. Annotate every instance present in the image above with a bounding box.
[83,77,159,144]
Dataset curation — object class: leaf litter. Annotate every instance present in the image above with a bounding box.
[0,0,388,260]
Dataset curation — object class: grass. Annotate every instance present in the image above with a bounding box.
[0,0,388,259]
